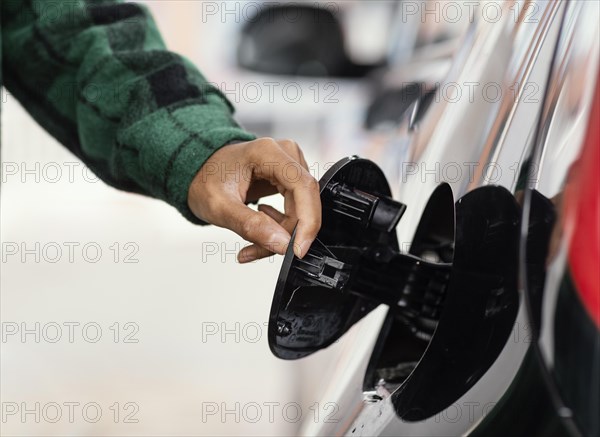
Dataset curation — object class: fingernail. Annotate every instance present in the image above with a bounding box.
[293,242,303,258]
[294,240,313,259]
[238,250,257,264]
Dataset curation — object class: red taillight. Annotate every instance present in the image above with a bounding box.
[567,76,600,328]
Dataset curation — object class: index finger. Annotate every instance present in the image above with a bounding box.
[254,148,321,258]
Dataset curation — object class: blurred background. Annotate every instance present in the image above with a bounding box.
[1,1,469,435]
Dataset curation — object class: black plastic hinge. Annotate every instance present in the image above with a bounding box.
[324,182,407,232]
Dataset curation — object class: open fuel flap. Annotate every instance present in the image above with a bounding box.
[268,156,520,419]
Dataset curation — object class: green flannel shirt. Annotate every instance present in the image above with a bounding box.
[1,0,256,223]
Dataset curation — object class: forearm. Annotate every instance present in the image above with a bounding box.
[2,0,255,222]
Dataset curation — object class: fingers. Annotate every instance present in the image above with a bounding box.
[243,140,308,203]
[253,145,321,258]
[259,204,297,234]
[245,179,278,203]
[189,137,321,263]
[237,204,294,263]
[218,200,291,257]
[259,203,286,222]
[277,140,309,171]
[278,177,321,258]
[238,244,273,264]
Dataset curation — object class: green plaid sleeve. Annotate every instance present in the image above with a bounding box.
[2,0,256,223]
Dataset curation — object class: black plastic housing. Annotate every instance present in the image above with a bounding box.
[268,156,522,421]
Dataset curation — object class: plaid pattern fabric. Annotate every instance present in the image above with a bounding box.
[1,0,256,223]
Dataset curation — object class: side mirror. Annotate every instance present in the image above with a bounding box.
[238,5,384,78]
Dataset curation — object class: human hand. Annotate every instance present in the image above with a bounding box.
[188,138,321,263]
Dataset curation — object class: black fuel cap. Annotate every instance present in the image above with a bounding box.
[268,156,412,359]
